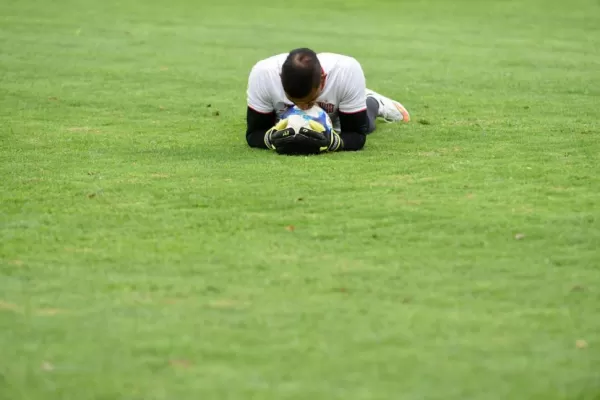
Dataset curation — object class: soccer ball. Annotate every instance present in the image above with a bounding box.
[280,105,334,136]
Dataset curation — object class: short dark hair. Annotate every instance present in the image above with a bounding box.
[281,48,322,99]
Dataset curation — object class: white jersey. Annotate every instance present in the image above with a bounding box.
[246,52,367,131]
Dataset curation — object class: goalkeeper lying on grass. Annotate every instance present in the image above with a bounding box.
[245,48,410,155]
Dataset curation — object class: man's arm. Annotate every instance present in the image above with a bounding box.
[245,62,277,149]
[336,57,370,151]
[246,107,276,149]
[338,110,368,151]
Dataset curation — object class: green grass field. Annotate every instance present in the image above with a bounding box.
[1,0,600,398]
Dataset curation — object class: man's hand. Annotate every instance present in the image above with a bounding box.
[264,119,294,150]
[306,120,343,153]
[264,119,343,155]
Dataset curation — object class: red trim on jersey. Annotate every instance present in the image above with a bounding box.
[248,105,274,115]
[339,107,367,115]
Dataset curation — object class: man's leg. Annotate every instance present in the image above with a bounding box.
[366,96,379,134]
[366,89,410,124]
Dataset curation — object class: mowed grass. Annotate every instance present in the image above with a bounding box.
[1,0,600,398]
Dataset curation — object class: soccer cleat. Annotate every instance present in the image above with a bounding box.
[366,89,410,123]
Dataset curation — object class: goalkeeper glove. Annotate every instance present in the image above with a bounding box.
[297,120,343,152]
[308,121,344,151]
[264,119,294,150]
[264,119,343,155]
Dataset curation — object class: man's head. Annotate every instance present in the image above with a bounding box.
[281,48,326,110]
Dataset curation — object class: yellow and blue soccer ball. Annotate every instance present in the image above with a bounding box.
[281,105,334,136]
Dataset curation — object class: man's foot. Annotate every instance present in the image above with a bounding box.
[365,89,410,122]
